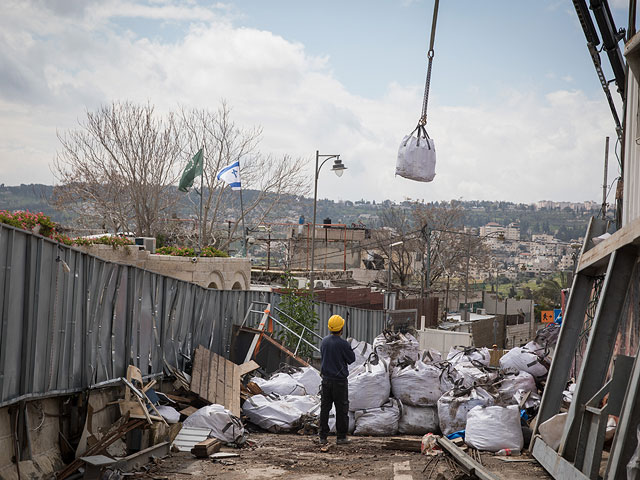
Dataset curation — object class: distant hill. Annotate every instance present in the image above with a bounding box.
[0,184,597,241]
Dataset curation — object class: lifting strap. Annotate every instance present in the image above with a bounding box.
[419,0,440,127]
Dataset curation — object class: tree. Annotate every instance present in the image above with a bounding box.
[179,103,310,250]
[277,272,319,360]
[53,102,182,236]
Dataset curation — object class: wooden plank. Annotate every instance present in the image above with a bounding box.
[578,216,640,273]
[190,346,203,396]
[191,438,222,458]
[236,360,260,377]
[207,353,218,404]
[232,365,241,417]
[215,354,226,406]
[200,346,212,398]
[179,406,197,417]
[437,437,501,480]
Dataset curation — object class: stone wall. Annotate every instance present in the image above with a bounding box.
[77,245,251,290]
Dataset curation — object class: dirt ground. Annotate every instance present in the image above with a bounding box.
[137,433,553,480]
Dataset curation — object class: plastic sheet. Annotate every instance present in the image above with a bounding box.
[437,386,495,436]
[391,361,443,406]
[538,412,567,451]
[465,405,523,452]
[353,398,402,436]
[398,405,439,435]
[156,405,180,424]
[183,404,246,443]
[396,134,436,183]
[348,354,391,410]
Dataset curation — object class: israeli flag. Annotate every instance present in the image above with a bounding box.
[216,160,241,190]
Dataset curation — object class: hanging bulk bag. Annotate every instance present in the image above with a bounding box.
[396,126,436,182]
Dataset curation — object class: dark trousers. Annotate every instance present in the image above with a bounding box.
[319,378,349,440]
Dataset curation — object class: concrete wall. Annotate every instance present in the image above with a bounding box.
[78,245,251,290]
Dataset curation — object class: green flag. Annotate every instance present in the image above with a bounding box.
[178,148,204,192]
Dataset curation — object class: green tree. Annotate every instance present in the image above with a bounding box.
[277,272,319,360]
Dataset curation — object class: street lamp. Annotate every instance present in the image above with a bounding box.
[310,151,346,297]
[388,241,404,291]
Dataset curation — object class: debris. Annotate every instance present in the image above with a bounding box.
[382,436,423,452]
[237,360,260,377]
[171,426,211,453]
[372,330,420,368]
[190,345,241,416]
[179,406,198,417]
[210,452,240,459]
[437,436,500,480]
[183,404,246,444]
[191,438,222,458]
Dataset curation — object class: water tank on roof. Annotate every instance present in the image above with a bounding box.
[323,217,331,228]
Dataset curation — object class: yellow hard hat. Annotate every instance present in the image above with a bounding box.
[328,315,345,332]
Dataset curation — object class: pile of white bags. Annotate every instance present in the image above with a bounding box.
[242,394,312,432]
[396,131,436,183]
[183,404,246,443]
[465,405,523,452]
[391,361,443,406]
[353,398,402,436]
[251,373,306,396]
[348,354,390,410]
[437,386,494,436]
[328,408,356,434]
[453,361,496,388]
[348,338,374,372]
[398,405,439,435]
[290,367,322,396]
[373,332,420,368]
[499,347,547,379]
[419,349,442,363]
[447,346,490,366]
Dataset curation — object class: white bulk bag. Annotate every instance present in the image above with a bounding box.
[348,355,391,410]
[373,332,420,368]
[437,386,494,436]
[281,394,320,415]
[419,349,442,364]
[183,404,246,443]
[253,372,307,396]
[290,367,322,396]
[465,405,523,452]
[497,370,537,405]
[454,361,496,388]
[396,133,436,183]
[391,361,442,407]
[499,348,547,379]
[353,398,401,436]
[348,338,374,372]
[156,405,180,424]
[241,394,305,432]
[447,346,490,366]
[328,408,356,434]
[398,405,439,435]
[438,363,463,392]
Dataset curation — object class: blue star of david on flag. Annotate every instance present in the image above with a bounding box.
[216,160,242,190]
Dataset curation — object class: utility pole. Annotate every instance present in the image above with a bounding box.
[601,136,609,218]
[463,235,471,322]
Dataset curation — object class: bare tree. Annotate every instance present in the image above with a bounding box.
[52,102,182,236]
[180,102,310,250]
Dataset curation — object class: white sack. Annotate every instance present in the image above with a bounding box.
[348,355,391,410]
[437,386,495,436]
[373,332,420,368]
[438,363,463,392]
[254,372,307,396]
[348,338,374,372]
[497,370,537,404]
[156,405,180,424]
[391,361,442,406]
[328,408,356,434]
[396,134,436,183]
[281,394,320,415]
[499,348,547,379]
[353,398,401,436]
[514,389,541,410]
[454,361,496,388]
[183,404,246,443]
[398,405,439,435]
[538,413,567,451]
[419,349,442,363]
[447,347,490,366]
[290,367,322,396]
[465,405,523,452]
[241,394,305,433]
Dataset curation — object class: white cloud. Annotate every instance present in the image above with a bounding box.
[0,0,620,204]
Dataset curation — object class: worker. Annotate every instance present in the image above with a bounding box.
[319,314,355,445]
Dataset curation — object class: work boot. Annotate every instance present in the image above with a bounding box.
[318,437,328,445]
[336,437,350,445]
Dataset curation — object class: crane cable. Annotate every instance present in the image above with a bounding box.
[419,0,440,127]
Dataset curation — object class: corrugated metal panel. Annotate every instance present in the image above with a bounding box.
[0,223,384,407]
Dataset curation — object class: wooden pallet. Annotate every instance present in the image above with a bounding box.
[190,346,241,416]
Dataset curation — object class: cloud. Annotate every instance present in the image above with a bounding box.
[0,0,619,204]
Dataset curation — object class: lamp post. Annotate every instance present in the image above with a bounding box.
[388,241,404,291]
[310,151,346,298]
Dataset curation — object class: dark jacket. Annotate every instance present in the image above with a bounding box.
[320,334,356,380]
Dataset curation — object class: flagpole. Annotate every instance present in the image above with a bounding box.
[198,146,204,256]
[239,184,246,257]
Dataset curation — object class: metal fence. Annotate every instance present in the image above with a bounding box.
[0,223,384,407]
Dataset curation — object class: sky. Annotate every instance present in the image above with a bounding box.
[0,0,634,204]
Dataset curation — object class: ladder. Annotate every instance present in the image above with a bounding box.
[531,216,640,478]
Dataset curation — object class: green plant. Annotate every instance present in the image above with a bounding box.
[0,210,57,237]
[277,271,319,360]
[73,235,134,249]
[154,245,229,257]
